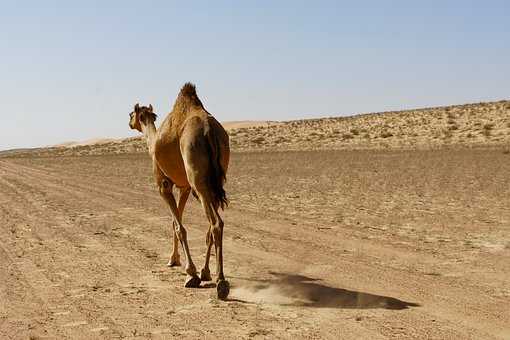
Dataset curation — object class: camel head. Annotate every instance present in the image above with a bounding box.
[129,103,157,132]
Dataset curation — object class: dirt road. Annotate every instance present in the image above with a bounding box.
[1,149,509,339]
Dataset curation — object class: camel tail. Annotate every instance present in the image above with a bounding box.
[205,127,228,210]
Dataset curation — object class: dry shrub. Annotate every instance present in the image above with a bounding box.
[251,136,265,144]
[483,124,494,137]
[380,131,393,138]
[274,137,288,144]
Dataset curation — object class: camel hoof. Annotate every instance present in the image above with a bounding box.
[200,268,212,281]
[217,280,230,300]
[167,259,181,267]
[184,275,201,288]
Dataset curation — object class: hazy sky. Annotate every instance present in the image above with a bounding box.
[1,1,509,150]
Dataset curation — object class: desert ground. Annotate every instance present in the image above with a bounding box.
[1,101,509,339]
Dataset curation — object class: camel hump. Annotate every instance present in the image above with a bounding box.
[175,82,206,110]
[178,82,199,104]
[180,82,197,97]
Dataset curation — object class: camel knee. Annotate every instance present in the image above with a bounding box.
[159,178,172,195]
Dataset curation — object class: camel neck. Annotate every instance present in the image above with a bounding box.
[141,122,157,155]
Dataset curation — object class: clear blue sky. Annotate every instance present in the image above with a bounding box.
[1,0,509,150]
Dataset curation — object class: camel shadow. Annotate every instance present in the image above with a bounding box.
[230,272,419,310]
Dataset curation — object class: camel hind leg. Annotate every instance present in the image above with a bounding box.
[196,191,229,299]
[181,169,228,298]
[200,227,213,281]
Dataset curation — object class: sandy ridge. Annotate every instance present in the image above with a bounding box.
[2,100,509,158]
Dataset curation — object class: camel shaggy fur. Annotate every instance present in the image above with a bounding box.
[129,83,230,299]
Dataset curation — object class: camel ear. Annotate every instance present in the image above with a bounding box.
[134,103,140,112]
[148,104,153,112]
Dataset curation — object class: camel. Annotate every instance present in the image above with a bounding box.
[128,83,230,300]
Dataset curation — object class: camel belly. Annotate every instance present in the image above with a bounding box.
[154,141,189,188]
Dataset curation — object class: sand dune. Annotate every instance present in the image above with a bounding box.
[54,138,119,148]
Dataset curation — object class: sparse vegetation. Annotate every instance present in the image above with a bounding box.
[3,100,509,158]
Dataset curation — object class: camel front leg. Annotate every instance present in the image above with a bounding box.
[159,181,200,288]
[167,187,190,267]
[167,224,181,267]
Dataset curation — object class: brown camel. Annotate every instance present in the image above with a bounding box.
[128,83,230,299]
